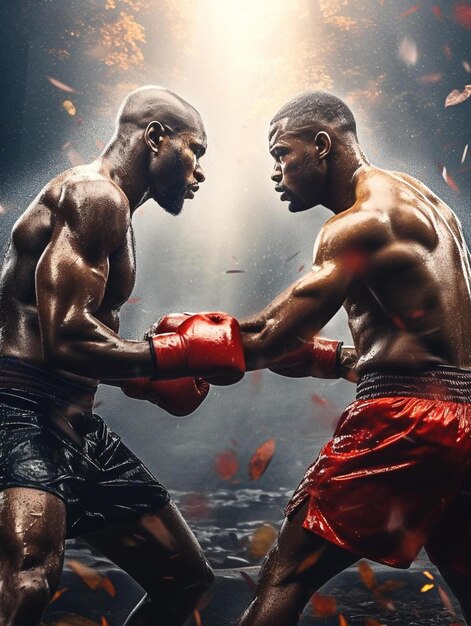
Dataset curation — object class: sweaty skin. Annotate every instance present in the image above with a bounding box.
[0,86,212,626]
[238,99,471,626]
[241,160,471,377]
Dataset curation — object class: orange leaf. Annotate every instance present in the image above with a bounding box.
[358,560,377,589]
[454,3,471,28]
[101,619,110,626]
[310,592,337,617]
[67,560,102,590]
[193,610,202,626]
[249,438,276,481]
[296,546,326,574]
[100,576,116,597]
[214,449,239,480]
[375,579,406,594]
[248,523,277,559]
[438,585,456,616]
[365,620,386,626]
[49,587,68,603]
[398,4,420,18]
[339,614,349,626]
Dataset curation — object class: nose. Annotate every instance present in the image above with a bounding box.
[271,163,282,183]
[195,163,206,183]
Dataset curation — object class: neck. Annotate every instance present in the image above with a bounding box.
[97,134,151,212]
[325,143,370,215]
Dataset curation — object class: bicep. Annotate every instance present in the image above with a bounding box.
[35,220,110,346]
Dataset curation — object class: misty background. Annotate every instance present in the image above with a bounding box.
[1,0,470,505]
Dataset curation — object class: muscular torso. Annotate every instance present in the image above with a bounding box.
[0,165,136,386]
[341,169,471,374]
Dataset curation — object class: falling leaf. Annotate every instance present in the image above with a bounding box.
[62,100,76,116]
[463,60,471,72]
[438,585,456,615]
[440,165,460,192]
[141,516,176,551]
[126,297,142,304]
[249,438,276,480]
[423,570,434,580]
[225,269,246,274]
[398,5,420,18]
[454,3,471,29]
[432,5,442,18]
[420,583,435,592]
[193,609,202,626]
[445,85,471,107]
[298,264,305,272]
[100,577,116,597]
[310,592,337,617]
[180,492,210,520]
[248,523,277,559]
[286,251,300,262]
[0,204,6,214]
[46,75,76,93]
[296,546,326,574]
[311,393,329,406]
[101,619,109,626]
[66,560,102,591]
[239,570,257,590]
[375,579,406,593]
[398,37,418,66]
[338,615,349,626]
[66,560,116,597]
[214,449,239,480]
[358,560,377,589]
[418,73,443,84]
[462,144,468,163]
[49,587,68,604]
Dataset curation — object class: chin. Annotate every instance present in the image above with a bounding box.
[155,194,185,216]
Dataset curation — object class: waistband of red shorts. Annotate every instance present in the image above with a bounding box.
[356,365,471,403]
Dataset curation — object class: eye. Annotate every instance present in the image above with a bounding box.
[273,148,288,162]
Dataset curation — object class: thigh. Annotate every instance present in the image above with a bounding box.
[82,500,211,592]
[0,487,66,575]
[262,501,358,591]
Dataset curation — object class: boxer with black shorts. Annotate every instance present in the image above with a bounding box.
[236,91,471,625]
[0,86,245,626]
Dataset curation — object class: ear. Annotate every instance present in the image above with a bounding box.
[314,131,332,160]
[144,121,166,154]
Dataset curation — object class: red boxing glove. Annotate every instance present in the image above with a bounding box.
[269,337,343,379]
[122,376,209,417]
[145,313,191,339]
[150,312,245,384]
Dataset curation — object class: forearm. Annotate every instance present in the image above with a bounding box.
[43,316,154,380]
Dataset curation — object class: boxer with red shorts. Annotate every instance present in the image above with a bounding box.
[236,91,471,625]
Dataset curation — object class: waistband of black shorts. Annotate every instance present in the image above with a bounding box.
[356,366,471,403]
[0,355,97,408]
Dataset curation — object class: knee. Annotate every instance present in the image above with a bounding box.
[0,536,63,598]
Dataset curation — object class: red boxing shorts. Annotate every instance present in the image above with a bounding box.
[285,367,471,569]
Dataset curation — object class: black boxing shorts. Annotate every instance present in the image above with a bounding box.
[0,356,170,537]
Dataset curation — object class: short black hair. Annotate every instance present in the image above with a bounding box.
[271,91,357,138]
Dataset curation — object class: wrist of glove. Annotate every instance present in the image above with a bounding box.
[269,338,343,379]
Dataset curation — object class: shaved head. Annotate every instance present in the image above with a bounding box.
[270,90,357,140]
[116,85,205,137]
